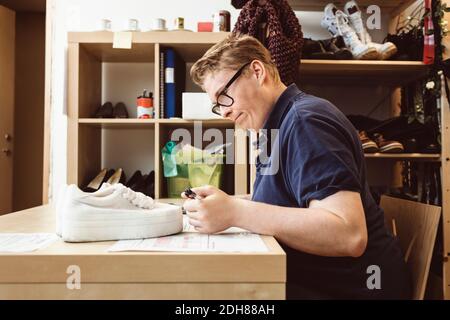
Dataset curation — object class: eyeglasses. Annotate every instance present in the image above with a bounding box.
[211,62,251,116]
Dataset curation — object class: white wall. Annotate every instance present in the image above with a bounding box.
[49,0,399,201]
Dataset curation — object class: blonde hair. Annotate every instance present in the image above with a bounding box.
[190,34,281,87]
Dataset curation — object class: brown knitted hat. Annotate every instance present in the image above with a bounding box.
[233,0,303,85]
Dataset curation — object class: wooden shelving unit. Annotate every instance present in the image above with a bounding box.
[67,31,247,201]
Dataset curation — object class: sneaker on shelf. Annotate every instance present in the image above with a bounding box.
[359,131,379,153]
[344,0,397,60]
[60,183,182,242]
[373,133,404,153]
[321,3,378,60]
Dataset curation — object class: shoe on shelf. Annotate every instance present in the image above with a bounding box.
[60,183,183,242]
[94,102,114,118]
[126,170,143,190]
[344,1,397,60]
[135,171,155,198]
[83,168,115,192]
[319,36,353,60]
[321,3,378,60]
[402,138,418,153]
[106,168,127,185]
[373,133,404,153]
[359,131,379,153]
[302,38,335,59]
[422,143,440,154]
[113,102,129,118]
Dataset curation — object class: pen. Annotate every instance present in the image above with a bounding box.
[184,188,202,200]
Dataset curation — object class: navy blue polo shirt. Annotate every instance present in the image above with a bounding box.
[252,84,411,299]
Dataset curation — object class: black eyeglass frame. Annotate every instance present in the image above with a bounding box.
[211,62,251,116]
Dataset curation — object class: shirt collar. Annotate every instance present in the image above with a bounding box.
[263,83,303,130]
[253,84,303,157]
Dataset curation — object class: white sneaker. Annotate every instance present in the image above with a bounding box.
[61,183,182,242]
[344,0,397,60]
[55,183,118,237]
[321,3,378,60]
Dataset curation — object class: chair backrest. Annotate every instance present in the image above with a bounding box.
[380,195,441,300]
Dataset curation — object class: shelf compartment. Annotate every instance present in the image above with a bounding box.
[78,42,155,63]
[76,125,155,189]
[157,122,236,198]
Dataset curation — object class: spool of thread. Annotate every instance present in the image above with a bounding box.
[99,19,112,31]
[127,18,139,31]
[174,17,185,30]
[152,18,167,31]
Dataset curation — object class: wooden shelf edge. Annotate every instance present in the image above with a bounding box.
[69,31,230,44]
[78,118,233,125]
[364,153,441,161]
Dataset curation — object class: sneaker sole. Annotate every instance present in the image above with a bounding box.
[379,45,398,60]
[356,48,379,60]
[362,141,379,153]
[62,203,183,242]
[379,143,404,153]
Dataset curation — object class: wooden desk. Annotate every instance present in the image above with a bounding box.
[0,205,286,299]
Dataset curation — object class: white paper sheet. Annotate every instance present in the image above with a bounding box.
[0,233,59,252]
[182,215,249,234]
[108,232,268,253]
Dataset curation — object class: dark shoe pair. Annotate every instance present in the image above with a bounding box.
[83,168,126,192]
[94,102,129,118]
[358,131,404,153]
[302,37,353,60]
[126,170,155,198]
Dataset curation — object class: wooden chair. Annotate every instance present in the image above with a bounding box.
[380,195,441,300]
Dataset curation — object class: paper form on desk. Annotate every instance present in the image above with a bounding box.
[108,233,267,252]
[108,218,268,253]
[182,215,249,234]
[0,233,59,252]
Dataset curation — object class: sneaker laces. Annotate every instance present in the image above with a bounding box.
[116,184,154,209]
[335,11,361,49]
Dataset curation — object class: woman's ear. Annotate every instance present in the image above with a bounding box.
[250,60,266,86]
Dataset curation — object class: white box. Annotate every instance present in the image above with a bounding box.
[182,92,222,120]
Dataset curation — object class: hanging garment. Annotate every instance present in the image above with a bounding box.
[233,0,304,85]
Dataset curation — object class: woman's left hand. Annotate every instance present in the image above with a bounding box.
[182,185,238,234]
